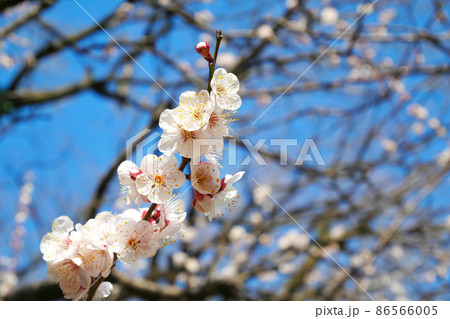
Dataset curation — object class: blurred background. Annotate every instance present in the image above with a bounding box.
[0,0,449,301]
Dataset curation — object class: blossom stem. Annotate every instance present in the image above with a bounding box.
[86,253,118,301]
[207,30,223,93]
[178,156,190,172]
[142,203,158,221]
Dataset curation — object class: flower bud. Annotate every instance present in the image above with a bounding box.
[195,41,213,62]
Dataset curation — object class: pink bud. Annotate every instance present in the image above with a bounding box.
[195,41,213,62]
[129,168,142,181]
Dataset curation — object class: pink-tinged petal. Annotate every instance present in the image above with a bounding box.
[164,169,186,189]
[117,160,139,185]
[192,190,213,213]
[191,162,221,195]
[79,269,91,288]
[140,154,158,175]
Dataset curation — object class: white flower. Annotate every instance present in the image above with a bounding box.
[110,218,159,264]
[78,239,114,278]
[190,161,221,195]
[210,68,242,111]
[76,211,116,243]
[46,258,91,298]
[202,105,234,139]
[173,90,213,131]
[157,196,187,245]
[203,171,245,221]
[93,282,113,300]
[135,154,186,203]
[117,160,149,207]
[158,108,219,160]
[40,216,78,262]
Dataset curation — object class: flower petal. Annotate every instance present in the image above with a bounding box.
[52,216,74,233]
[159,108,177,132]
[135,173,154,195]
[140,154,158,175]
[117,160,139,185]
[148,184,173,204]
[164,169,186,189]
[174,90,213,131]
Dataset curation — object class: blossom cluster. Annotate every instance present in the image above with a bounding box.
[40,40,245,300]
[41,197,185,300]
[119,66,245,221]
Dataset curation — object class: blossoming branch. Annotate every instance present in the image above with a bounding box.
[40,30,245,301]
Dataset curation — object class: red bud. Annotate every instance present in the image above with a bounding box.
[195,41,213,62]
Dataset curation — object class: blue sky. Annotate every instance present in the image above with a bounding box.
[1,0,449,299]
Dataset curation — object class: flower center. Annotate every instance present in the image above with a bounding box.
[209,112,219,128]
[181,129,194,140]
[192,107,203,120]
[128,238,140,248]
[216,85,226,95]
[64,236,72,249]
[154,174,164,185]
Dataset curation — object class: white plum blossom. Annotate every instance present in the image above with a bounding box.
[41,40,246,301]
[210,68,242,111]
[202,104,234,139]
[173,90,213,131]
[46,258,91,299]
[190,161,221,195]
[78,239,114,278]
[110,218,159,264]
[158,108,222,161]
[157,195,187,245]
[135,154,186,203]
[40,216,78,262]
[193,171,245,221]
[117,160,149,208]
